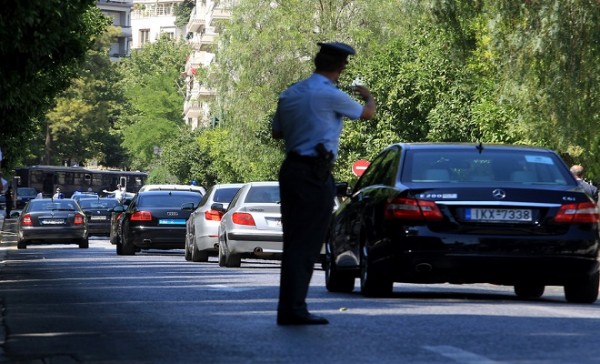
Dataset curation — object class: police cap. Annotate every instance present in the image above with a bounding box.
[317,42,356,58]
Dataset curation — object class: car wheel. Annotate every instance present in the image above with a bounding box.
[218,242,227,267]
[121,232,136,256]
[78,238,89,249]
[17,240,26,249]
[564,271,599,304]
[224,253,241,268]
[360,246,393,297]
[324,240,355,293]
[184,234,192,261]
[191,243,209,262]
[514,283,545,299]
[218,237,240,267]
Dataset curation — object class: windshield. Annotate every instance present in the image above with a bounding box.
[403,149,573,185]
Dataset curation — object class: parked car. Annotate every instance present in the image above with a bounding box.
[217,181,283,267]
[325,143,600,303]
[113,190,202,255]
[16,198,88,249]
[77,197,120,236]
[16,187,38,208]
[185,183,244,262]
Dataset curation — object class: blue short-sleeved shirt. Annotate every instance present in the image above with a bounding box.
[272,73,363,159]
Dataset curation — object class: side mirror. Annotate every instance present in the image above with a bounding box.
[112,205,125,213]
[335,182,351,197]
[211,202,226,213]
[10,211,21,218]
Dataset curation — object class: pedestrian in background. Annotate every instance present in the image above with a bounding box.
[53,188,64,199]
[4,185,13,218]
[570,164,598,202]
[272,41,376,325]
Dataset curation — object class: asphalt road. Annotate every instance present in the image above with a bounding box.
[0,230,598,363]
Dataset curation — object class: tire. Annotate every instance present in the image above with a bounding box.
[218,238,240,267]
[184,234,192,261]
[324,241,355,293]
[78,238,89,249]
[514,283,545,299]
[360,246,393,297]
[17,240,26,249]
[564,271,599,304]
[121,232,136,256]
[191,242,209,262]
[224,253,241,268]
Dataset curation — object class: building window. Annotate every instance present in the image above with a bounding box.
[139,29,150,47]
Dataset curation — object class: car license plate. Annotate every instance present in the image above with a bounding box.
[265,217,281,227]
[158,219,186,225]
[465,208,532,222]
[90,216,107,221]
[40,219,65,225]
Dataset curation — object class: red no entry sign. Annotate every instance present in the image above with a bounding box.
[352,159,370,176]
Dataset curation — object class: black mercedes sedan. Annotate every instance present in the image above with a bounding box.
[16,198,88,249]
[113,190,201,255]
[325,143,600,303]
[77,197,120,236]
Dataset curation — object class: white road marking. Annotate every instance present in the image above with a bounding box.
[423,345,500,364]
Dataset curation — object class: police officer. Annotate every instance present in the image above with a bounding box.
[272,41,376,325]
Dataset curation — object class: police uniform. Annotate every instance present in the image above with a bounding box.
[273,42,365,325]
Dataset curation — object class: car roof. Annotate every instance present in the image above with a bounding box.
[391,142,555,153]
[137,190,202,196]
[139,184,205,193]
[244,181,279,187]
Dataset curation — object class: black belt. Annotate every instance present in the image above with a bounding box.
[286,152,322,163]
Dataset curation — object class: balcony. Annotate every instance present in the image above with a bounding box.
[187,6,207,33]
[184,100,202,118]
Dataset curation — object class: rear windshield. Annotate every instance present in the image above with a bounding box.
[403,149,573,185]
[28,200,79,212]
[138,194,202,208]
[78,199,120,209]
[214,187,242,203]
[244,186,280,203]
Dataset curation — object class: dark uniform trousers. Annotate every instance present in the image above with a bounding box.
[277,154,335,317]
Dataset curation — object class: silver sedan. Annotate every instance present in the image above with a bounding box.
[217,181,282,267]
[185,183,244,262]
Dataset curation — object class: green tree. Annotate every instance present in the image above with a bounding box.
[0,1,110,170]
[44,26,128,167]
[116,36,191,171]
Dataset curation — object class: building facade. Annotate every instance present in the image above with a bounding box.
[183,0,236,130]
[131,0,186,49]
[97,0,133,60]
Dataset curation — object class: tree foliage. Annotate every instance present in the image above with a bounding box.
[116,36,191,170]
[0,1,110,171]
[204,0,600,183]
[45,26,127,167]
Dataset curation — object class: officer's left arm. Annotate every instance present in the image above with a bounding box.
[272,102,284,139]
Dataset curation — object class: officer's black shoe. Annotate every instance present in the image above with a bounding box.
[277,313,329,326]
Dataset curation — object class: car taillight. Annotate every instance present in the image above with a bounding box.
[232,212,256,226]
[74,213,85,225]
[384,197,444,221]
[131,211,152,221]
[554,202,599,223]
[205,209,223,221]
[21,214,33,226]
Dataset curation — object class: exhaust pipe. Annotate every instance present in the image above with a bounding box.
[253,247,263,254]
[415,263,432,273]
[143,239,152,244]
[214,243,219,249]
